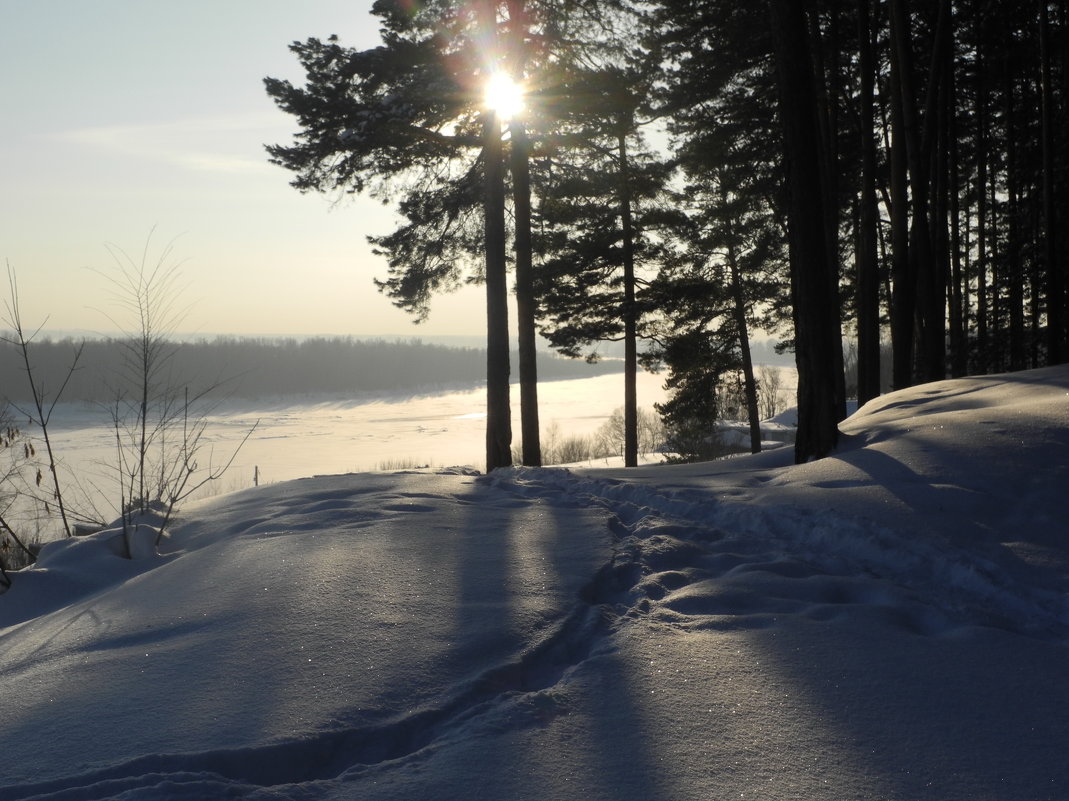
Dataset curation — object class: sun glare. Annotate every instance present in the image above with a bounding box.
[483,72,524,120]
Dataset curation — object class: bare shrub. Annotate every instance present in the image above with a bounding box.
[595,407,665,458]
[512,421,610,466]
[1,266,88,540]
[553,433,600,465]
[95,235,256,550]
[0,239,255,563]
[757,365,786,420]
[376,457,434,471]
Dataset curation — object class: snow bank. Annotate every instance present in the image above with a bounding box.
[2,365,1068,800]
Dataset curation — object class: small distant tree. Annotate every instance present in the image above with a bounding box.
[654,328,736,463]
[534,59,671,468]
[95,235,256,552]
[757,364,785,420]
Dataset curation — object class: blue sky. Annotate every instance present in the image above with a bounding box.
[0,0,487,337]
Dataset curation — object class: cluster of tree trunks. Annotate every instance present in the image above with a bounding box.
[766,0,1068,457]
[267,0,1069,469]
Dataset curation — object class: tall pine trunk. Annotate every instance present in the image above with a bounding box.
[888,5,915,389]
[505,0,540,465]
[767,0,842,463]
[1004,53,1026,371]
[483,106,513,471]
[856,0,882,404]
[948,68,967,377]
[807,2,848,420]
[727,239,762,453]
[930,10,952,382]
[975,29,990,371]
[890,0,949,384]
[618,129,639,468]
[1040,0,1064,363]
[510,120,541,465]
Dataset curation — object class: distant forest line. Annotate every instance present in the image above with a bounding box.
[0,335,630,404]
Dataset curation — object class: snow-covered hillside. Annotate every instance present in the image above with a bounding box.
[2,365,1067,800]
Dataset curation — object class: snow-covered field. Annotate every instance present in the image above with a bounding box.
[2,364,1067,800]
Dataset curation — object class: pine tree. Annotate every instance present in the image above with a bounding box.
[533,44,670,467]
[767,0,844,461]
[265,1,518,470]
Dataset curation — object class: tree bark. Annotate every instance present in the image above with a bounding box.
[856,0,881,404]
[510,119,541,465]
[887,1,915,389]
[484,107,513,472]
[975,29,990,370]
[807,3,848,420]
[948,54,967,378]
[505,0,540,465]
[1040,0,1064,363]
[989,146,1003,372]
[930,10,952,380]
[767,0,842,463]
[1004,52,1026,371]
[889,0,949,384]
[727,238,762,453]
[919,0,952,383]
[618,129,639,468]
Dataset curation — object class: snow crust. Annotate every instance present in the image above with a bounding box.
[2,366,1068,800]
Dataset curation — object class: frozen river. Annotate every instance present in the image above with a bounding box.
[27,370,670,530]
[197,369,670,484]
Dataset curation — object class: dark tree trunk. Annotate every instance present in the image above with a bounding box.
[887,4,915,389]
[807,2,848,420]
[1040,0,1064,363]
[618,129,639,468]
[856,0,882,404]
[808,2,841,280]
[728,243,762,454]
[989,151,1003,373]
[1030,188,1044,368]
[767,0,842,463]
[930,8,952,382]
[1005,53,1026,371]
[919,0,952,383]
[948,57,967,378]
[483,108,513,472]
[890,0,949,384]
[505,0,540,464]
[975,31,990,370]
[510,120,541,465]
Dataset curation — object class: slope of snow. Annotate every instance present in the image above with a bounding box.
[2,366,1068,800]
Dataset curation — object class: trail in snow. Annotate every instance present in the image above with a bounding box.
[0,471,623,799]
[497,466,1069,640]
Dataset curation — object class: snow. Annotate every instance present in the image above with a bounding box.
[2,365,1068,800]
[40,370,672,509]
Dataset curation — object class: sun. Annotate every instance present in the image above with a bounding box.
[483,72,525,120]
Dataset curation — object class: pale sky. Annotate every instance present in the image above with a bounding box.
[0,0,488,338]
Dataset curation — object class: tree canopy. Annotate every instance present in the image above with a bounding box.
[267,0,1069,466]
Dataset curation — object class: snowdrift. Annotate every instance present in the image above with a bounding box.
[2,365,1068,800]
